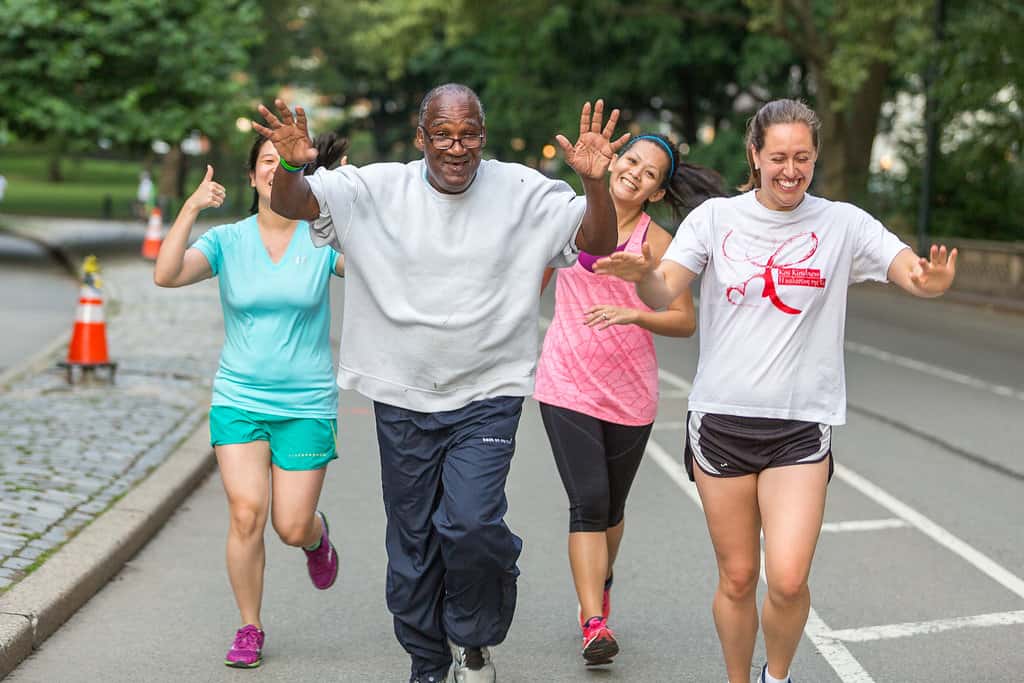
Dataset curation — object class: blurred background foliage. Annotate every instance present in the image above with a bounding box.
[0,0,1020,239]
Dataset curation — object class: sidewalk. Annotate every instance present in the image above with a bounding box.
[0,216,224,675]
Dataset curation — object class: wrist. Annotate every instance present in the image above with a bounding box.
[279,158,307,173]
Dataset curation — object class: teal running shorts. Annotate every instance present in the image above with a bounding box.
[209,405,338,471]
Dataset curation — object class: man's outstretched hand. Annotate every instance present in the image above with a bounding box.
[253,99,318,167]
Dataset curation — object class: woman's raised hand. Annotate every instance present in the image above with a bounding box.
[593,241,658,282]
[910,244,958,294]
[184,165,225,212]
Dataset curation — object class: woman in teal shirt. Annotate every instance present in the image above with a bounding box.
[154,133,347,669]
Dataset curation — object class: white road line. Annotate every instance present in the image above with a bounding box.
[645,439,876,682]
[657,368,694,393]
[844,340,1024,402]
[660,390,690,400]
[644,440,700,506]
[820,519,908,533]
[802,609,877,682]
[827,610,1024,643]
[834,464,1024,600]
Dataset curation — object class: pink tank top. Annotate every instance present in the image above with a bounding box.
[534,213,658,426]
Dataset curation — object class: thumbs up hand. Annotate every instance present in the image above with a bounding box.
[184,165,226,212]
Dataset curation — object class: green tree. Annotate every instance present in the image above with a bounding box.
[0,1,262,181]
[745,0,930,202]
[895,0,1024,240]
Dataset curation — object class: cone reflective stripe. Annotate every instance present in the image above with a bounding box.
[67,283,110,365]
[141,207,163,260]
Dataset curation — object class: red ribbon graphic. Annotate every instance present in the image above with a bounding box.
[722,230,819,315]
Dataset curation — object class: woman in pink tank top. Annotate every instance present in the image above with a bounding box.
[534,133,726,667]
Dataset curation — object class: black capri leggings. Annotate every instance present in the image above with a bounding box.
[539,403,653,533]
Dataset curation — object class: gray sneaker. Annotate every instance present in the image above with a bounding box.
[448,640,496,683]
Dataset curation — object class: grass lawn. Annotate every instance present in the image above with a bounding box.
[0,155,142,219]
[0,152,248,220]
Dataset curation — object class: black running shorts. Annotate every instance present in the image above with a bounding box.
[683,411,833,482]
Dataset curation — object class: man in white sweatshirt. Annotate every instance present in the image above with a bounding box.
[254,83,628,683]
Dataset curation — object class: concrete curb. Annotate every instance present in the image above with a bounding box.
[0,417,215,677]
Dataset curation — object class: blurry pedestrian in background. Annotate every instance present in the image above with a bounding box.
[135,170,153,218]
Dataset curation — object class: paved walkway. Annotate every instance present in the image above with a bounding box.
[0,217,223,594]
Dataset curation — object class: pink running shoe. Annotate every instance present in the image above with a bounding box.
[581,616,618,666]
[304,510,338,590]
[225,624,264,668]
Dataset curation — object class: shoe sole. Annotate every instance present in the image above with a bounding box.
[582,635,619,666]
[224,658,262,668]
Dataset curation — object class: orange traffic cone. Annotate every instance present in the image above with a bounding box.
[59,256,117,384]
[141,207,163,260]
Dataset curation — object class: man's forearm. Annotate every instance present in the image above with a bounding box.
[270,166,319,220]
[577,176,617,255]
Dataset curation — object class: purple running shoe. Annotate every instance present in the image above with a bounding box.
[304,510,338,590]
[224,624,264,668]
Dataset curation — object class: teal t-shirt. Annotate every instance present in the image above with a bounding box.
[193,215,340,418]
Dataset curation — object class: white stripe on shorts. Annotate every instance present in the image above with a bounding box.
[687,411,720,475]
[796,423,831,463]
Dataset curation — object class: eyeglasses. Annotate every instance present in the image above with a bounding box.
[419,127,485,151]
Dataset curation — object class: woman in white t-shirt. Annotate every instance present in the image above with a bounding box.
[594,99,957,683]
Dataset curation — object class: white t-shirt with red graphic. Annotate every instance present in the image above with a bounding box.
[663,190,909,425]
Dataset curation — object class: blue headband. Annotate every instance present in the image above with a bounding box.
[632,135,676,185]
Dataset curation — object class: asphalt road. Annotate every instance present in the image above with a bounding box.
[0,236,78,376]
[7,277,1024,682]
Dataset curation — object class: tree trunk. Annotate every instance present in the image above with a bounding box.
[158,146,182,214]
[814,73,850,201]
[844,60,891,205]
[48,154,63,183]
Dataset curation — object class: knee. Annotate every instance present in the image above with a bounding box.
[228,503,264,539]
[767,573,808,606]
[273,519,312,547]
[718,564,759,602]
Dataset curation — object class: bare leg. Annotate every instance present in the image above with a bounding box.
[605,520,625,580]
[694,468,761,683]
[269,465,327,548]
[569,531,608,621]
[758,458,830,680]
[216,442,271,628]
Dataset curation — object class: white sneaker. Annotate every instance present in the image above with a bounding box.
[448,640,495,683]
